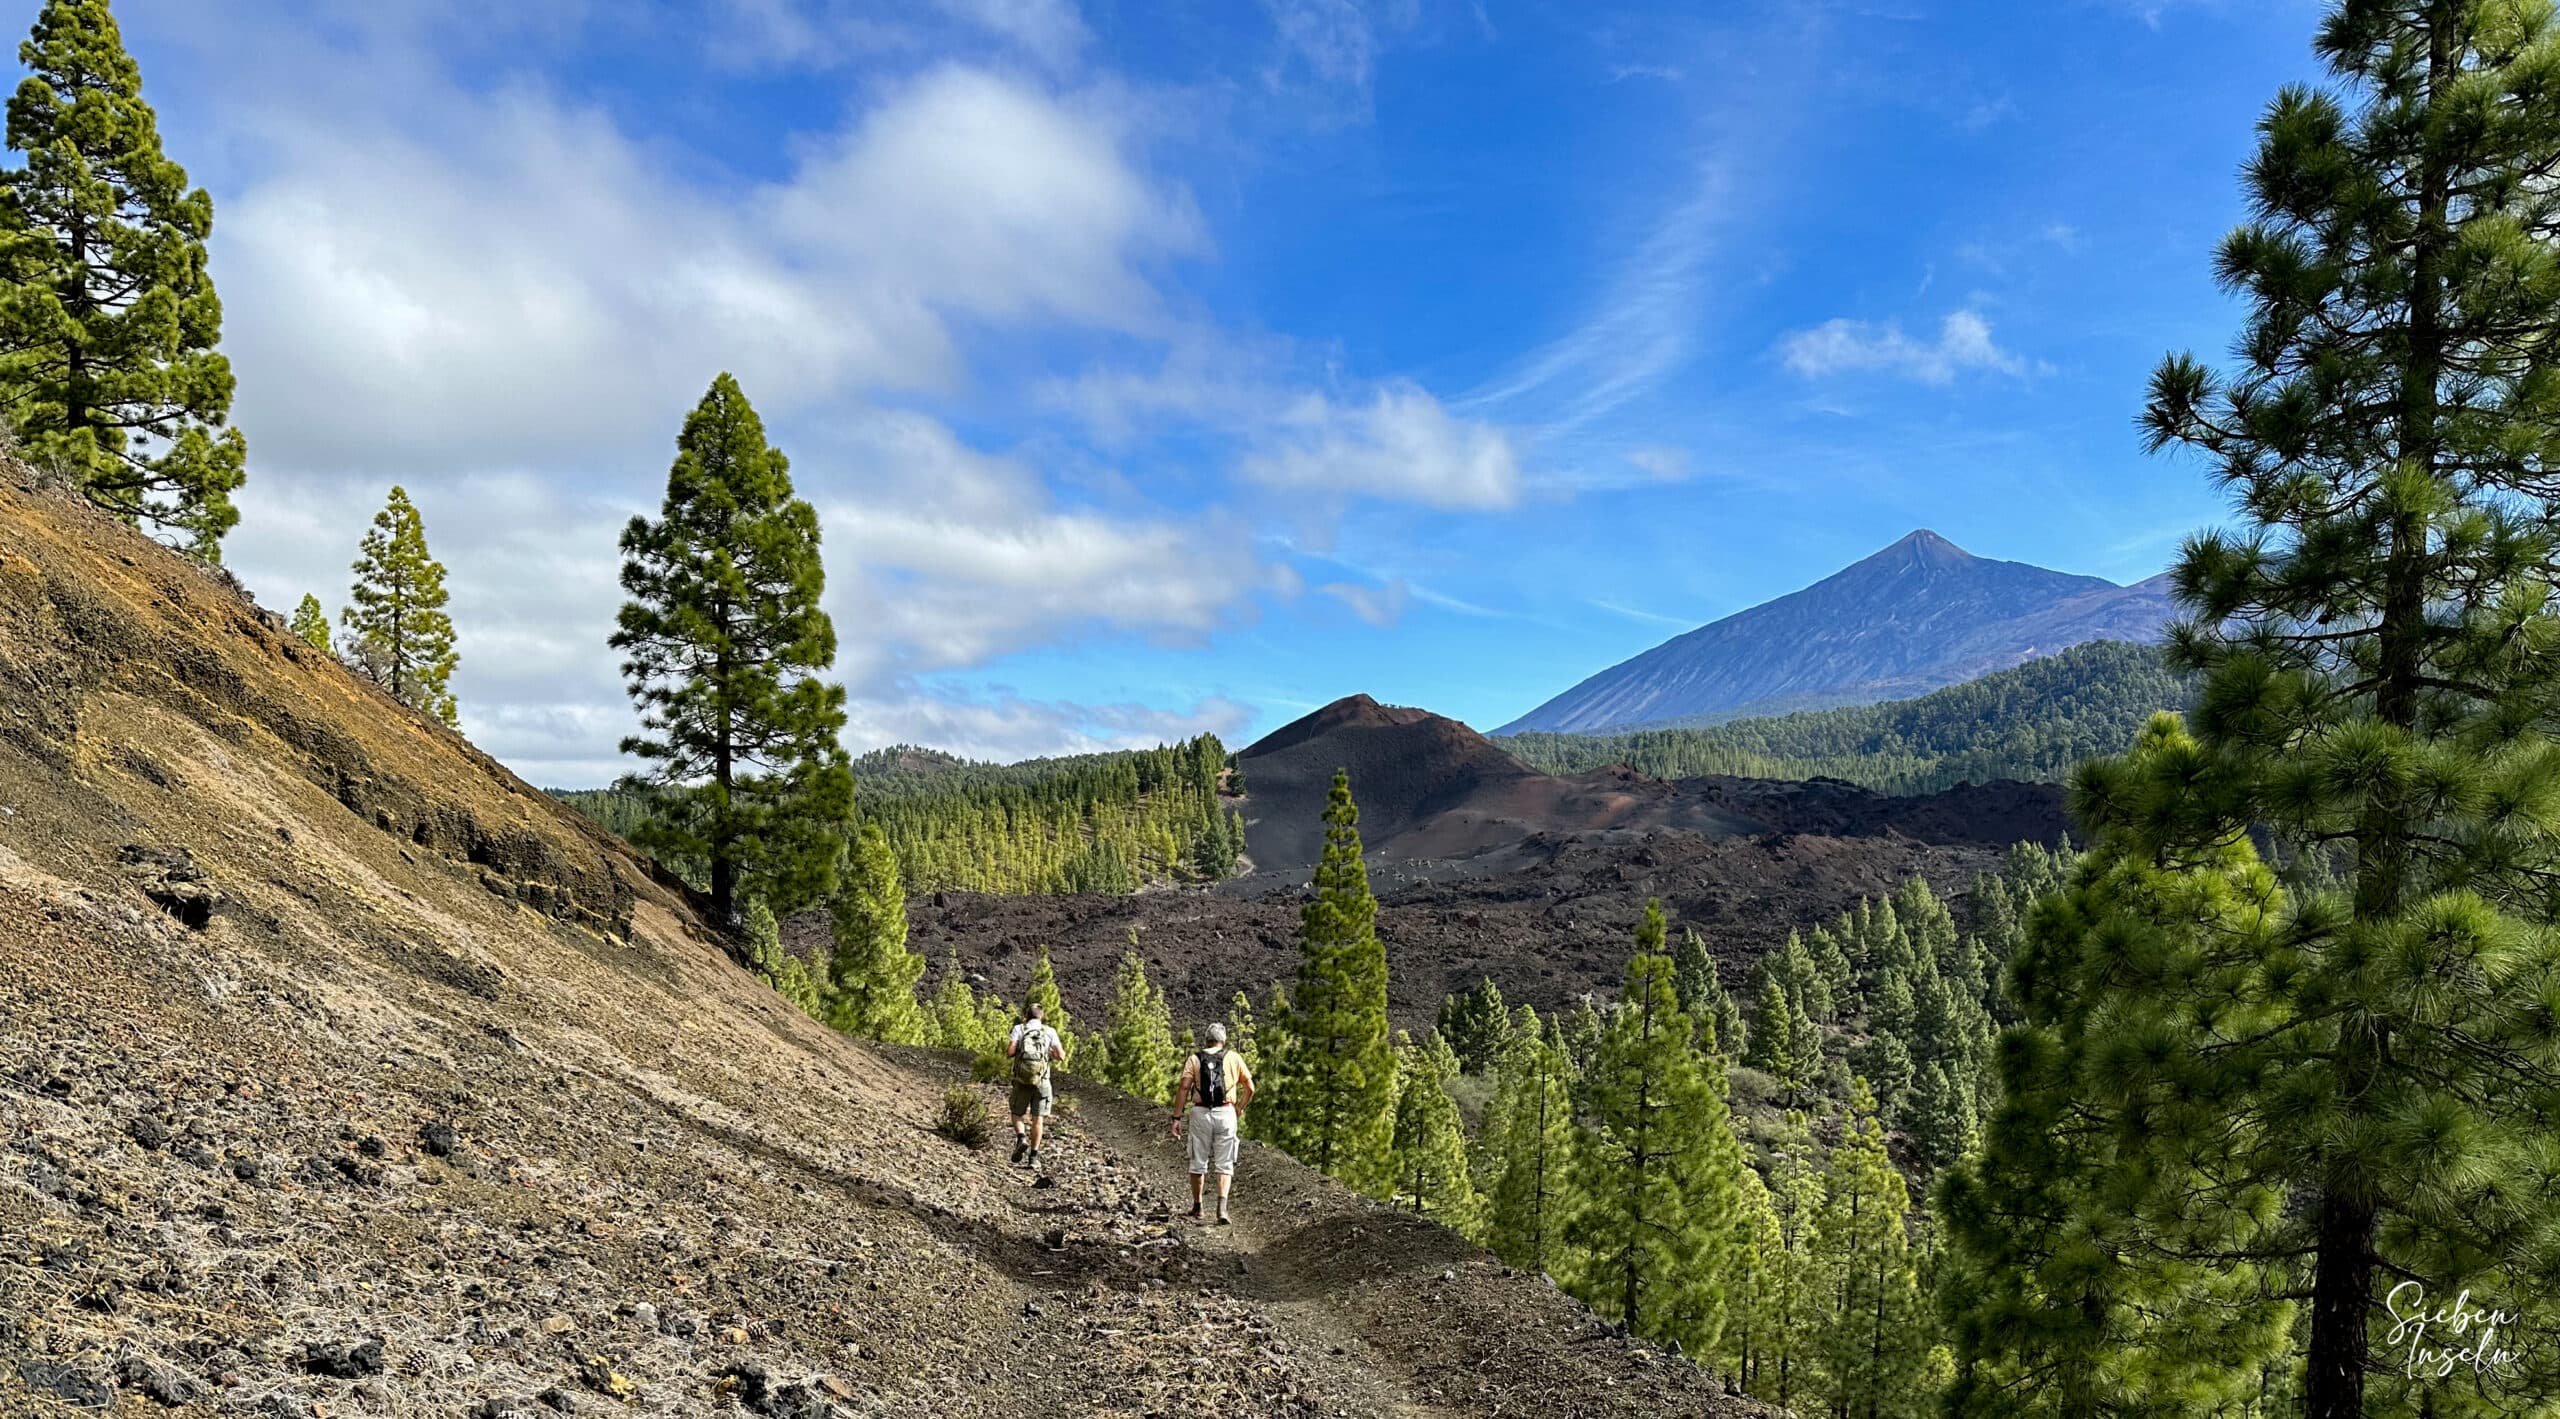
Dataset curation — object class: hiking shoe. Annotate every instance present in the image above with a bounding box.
[1010,1136,1028,1165]
[1026,1150,1041,1172]
[1186,1202,1202,1220]
[1217,1210,1233,1226]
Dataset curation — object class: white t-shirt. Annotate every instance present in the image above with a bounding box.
[1010,1021,1058,1058]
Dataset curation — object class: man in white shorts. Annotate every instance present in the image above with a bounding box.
[1169,1022,1254,1224]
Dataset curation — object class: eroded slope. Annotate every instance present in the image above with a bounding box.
[0,476,1767,1418]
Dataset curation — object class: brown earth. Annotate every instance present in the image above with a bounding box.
[0,472,1771,1416]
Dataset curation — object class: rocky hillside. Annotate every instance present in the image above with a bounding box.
[0,474,1769,1417]
[1499,529,2174,733]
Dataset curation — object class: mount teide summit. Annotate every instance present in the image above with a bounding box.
[1498,529,2175,734]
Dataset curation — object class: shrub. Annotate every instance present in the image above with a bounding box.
[970,1050,1007,1084]
[935,1087,991,1148]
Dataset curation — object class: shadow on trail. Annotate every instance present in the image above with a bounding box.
[1222,1211,1478,1303]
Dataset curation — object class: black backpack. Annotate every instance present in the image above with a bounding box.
[1195,1049,1227,1109]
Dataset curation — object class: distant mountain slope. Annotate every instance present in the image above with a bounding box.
[1232,692,2070,871]
[1505,639,2190,795]
[1498,530,2175,734]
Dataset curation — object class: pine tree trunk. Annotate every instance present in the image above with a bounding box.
[2302,11,2453,1417]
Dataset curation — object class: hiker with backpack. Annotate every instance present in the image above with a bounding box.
[1170,1022,1254,1224]
[1007,1002,1067,1170]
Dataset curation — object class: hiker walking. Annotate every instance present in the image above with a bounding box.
[1170,1022,1253,1224]
[1007,1002,1066,1170]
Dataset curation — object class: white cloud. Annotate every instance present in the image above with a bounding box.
[842,690,1250,761]
[1466,163,1727,436]
[1043,340,1526,512]
[811,410,1295,689]
[1239,381,1522,510]
[1318,577,1410,628]
[217,64,1196,477]
[1777,309,2036,385]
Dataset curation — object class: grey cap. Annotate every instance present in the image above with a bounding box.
[1205,1021,1228,1045]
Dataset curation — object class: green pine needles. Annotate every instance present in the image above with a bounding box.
[1564,900,1750,1359]
[613,373,853,924]
[1941,6,2560,1417]
[1260,769,1396,1196]
[1388,1030,1478,1231]
[342,486,459,728]
[825,822,927,1045]
[1091,944,1179,1103]
[0,0,245,558]
[289,594,329,653]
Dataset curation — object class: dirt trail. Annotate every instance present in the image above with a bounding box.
[0,473,1769,1418]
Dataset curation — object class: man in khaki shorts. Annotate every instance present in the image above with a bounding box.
[1169,1022,1253,1224]
[1007,1003,1066,1171]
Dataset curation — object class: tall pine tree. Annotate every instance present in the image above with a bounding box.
[1388,1031,1478,1233]
[1024,945,1075,1067]
[1481,1015,1575,1273]
[613,374,852,922]
[1938,728,2294,1418]
[1565,900,1748,1358]
[825,822,926,1044]
[2108,3,2560,1411]
[1092,946,1178,1103]
[1812,1082,1931,1419]
[342,485,459,727]
[1261,769,1395,1195]
[0,0,244,557]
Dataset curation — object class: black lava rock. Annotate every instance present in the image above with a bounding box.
[301,1337,385,1379]
[119,1355,207,1407]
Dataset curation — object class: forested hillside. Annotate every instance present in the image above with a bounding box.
[557,735,1245,897]
[1504,640,2187,793]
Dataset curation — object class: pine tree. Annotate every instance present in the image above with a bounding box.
[1812,1083,1930,1419]
[1092,946,1178,1104]
[1024,945,1076,1068]
[926,953,994,1053]
[612,373,852,923]
[1672,929,1743,1054]
[342,486,459,726]
[2106,5,2560,1409]
[1904,1060,1975,1173]
[824,822,926,1044]
[742,897,789,986]
[1743,972,1793,1082]
[0,0,245,557]
[1261,770,1395,1195]
[1388,1031,1477,1232]
[1726,1166,1783,1396]
[1225,989,1259,1076]
[1564,900,1748,1357]
[1435,976,1511,1074]
[289,594,330,653]
[1481,1017,1574,1273]
[1759,1132,1827,1411]
[1240,983,1291,1143]
[1936,720,2300,1419]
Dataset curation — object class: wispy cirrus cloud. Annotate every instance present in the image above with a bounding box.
[1777,309,2039,385]
[1465,162,1728,437]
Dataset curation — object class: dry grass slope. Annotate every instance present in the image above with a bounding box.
[0,473,1771,1418]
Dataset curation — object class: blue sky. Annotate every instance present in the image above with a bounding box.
[98,0,2324,782]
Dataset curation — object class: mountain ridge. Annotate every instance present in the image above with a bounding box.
[1498,530,2174,734]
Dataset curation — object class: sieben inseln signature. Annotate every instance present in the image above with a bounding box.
[2385,1281,2522,1382]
